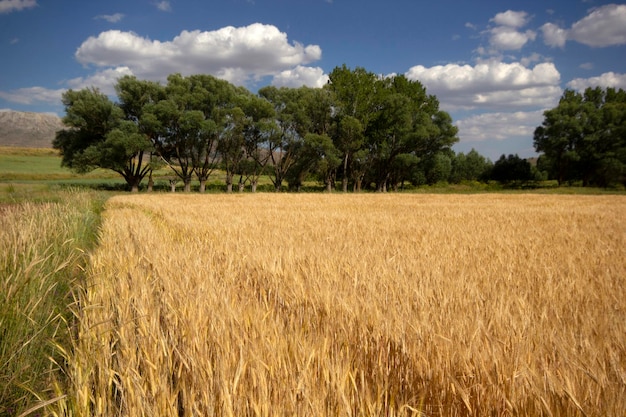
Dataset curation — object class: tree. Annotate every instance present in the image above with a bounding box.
[450,149,492,183]
[188,75,238,192]
[328,65,378,191]
[115,75,166,191]
[534,87,626,187]
[240,96,277,192]
[53,88,152,192]
[425,152,453,185]
[366,74,458,191]
[258,86,312,191]
[219,106,247,193]
[334,115,364,191]
[149,74,223,192]
[286,133,340,191]
[490,154,533,184]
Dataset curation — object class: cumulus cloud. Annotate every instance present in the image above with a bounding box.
[0,67,135,108]
[540,22,568,48]
[66,66,134,95]
[455,110,544,143]
[570,4,626,46]
[272,66,329,88]
[491,10,530,28]
[542,4,626,48]
[0,0,36,14]
[567,72,626,91]
[489,26,536,50]
[0,86,64,105]
[486,10,536,51]
[95,13,124,23]
[74,24,324,86]
[405,60,561,110]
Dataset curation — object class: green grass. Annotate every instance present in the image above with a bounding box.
[0,149,118,181]
[2,146,624,194]
[0,188,108,417]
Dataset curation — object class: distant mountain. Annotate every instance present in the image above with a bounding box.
[0,111,64,148]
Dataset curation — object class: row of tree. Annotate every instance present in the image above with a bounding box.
[54,66,624,191]
[54,66,467,192]
[534,87,626,187]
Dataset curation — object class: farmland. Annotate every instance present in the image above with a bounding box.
[52,193,625,416]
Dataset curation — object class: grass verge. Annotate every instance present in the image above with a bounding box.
[0,189,107,417]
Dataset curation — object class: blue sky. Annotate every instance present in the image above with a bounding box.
[1,0,625,159]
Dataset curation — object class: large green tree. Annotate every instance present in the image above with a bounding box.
[258,86,320,191]
[328,66,458,191]
[115,75,166,191]
[534,87,626,186]
[449,149,493,183]
[239,94,277,192]
[53,87,152,192]
[367,74,458,191]
[328,65,377,191]
[148,74,228,192]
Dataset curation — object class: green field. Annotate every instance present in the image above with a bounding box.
[1,146,624,197]
[0,147,118,181]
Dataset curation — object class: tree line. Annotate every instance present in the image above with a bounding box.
[53,66,625,192]
[54,66,463,192]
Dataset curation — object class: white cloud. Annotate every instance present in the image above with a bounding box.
[0,86,64,105]
[0,0,36,14]
[542,4,626,48]
[540,22,568,48]
[455,110,544,143]
[66,66,134,95]
[154,1,171,12]
[485,10,535,52]
[405,60,561,110]
[0,67,134,107]
[491,10,530,28]
[489,26,536,50]
[74,24,324,86]
[272,65,329,88]
[570,4,626,46]
[95,13,124,23]
[567,72,626,91]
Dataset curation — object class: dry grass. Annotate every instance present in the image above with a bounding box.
[61,194,625,416]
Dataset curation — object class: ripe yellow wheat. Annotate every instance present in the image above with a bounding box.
[63,194,625,416]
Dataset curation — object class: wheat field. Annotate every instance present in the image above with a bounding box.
[61,193,625,416]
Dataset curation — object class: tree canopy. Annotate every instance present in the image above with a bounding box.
[534,87,626,187]
[53,87,153,192]
[54,66,471,192]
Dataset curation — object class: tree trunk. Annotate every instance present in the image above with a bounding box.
[225,173,233,193]
[326,179,333,192]
[199,179,206,193]
[342,153,349,192]
[131,184,139,193]
[147,171,154,192]
[238,176,245,192]
[169,179,177,192]
[184,181,191,193]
